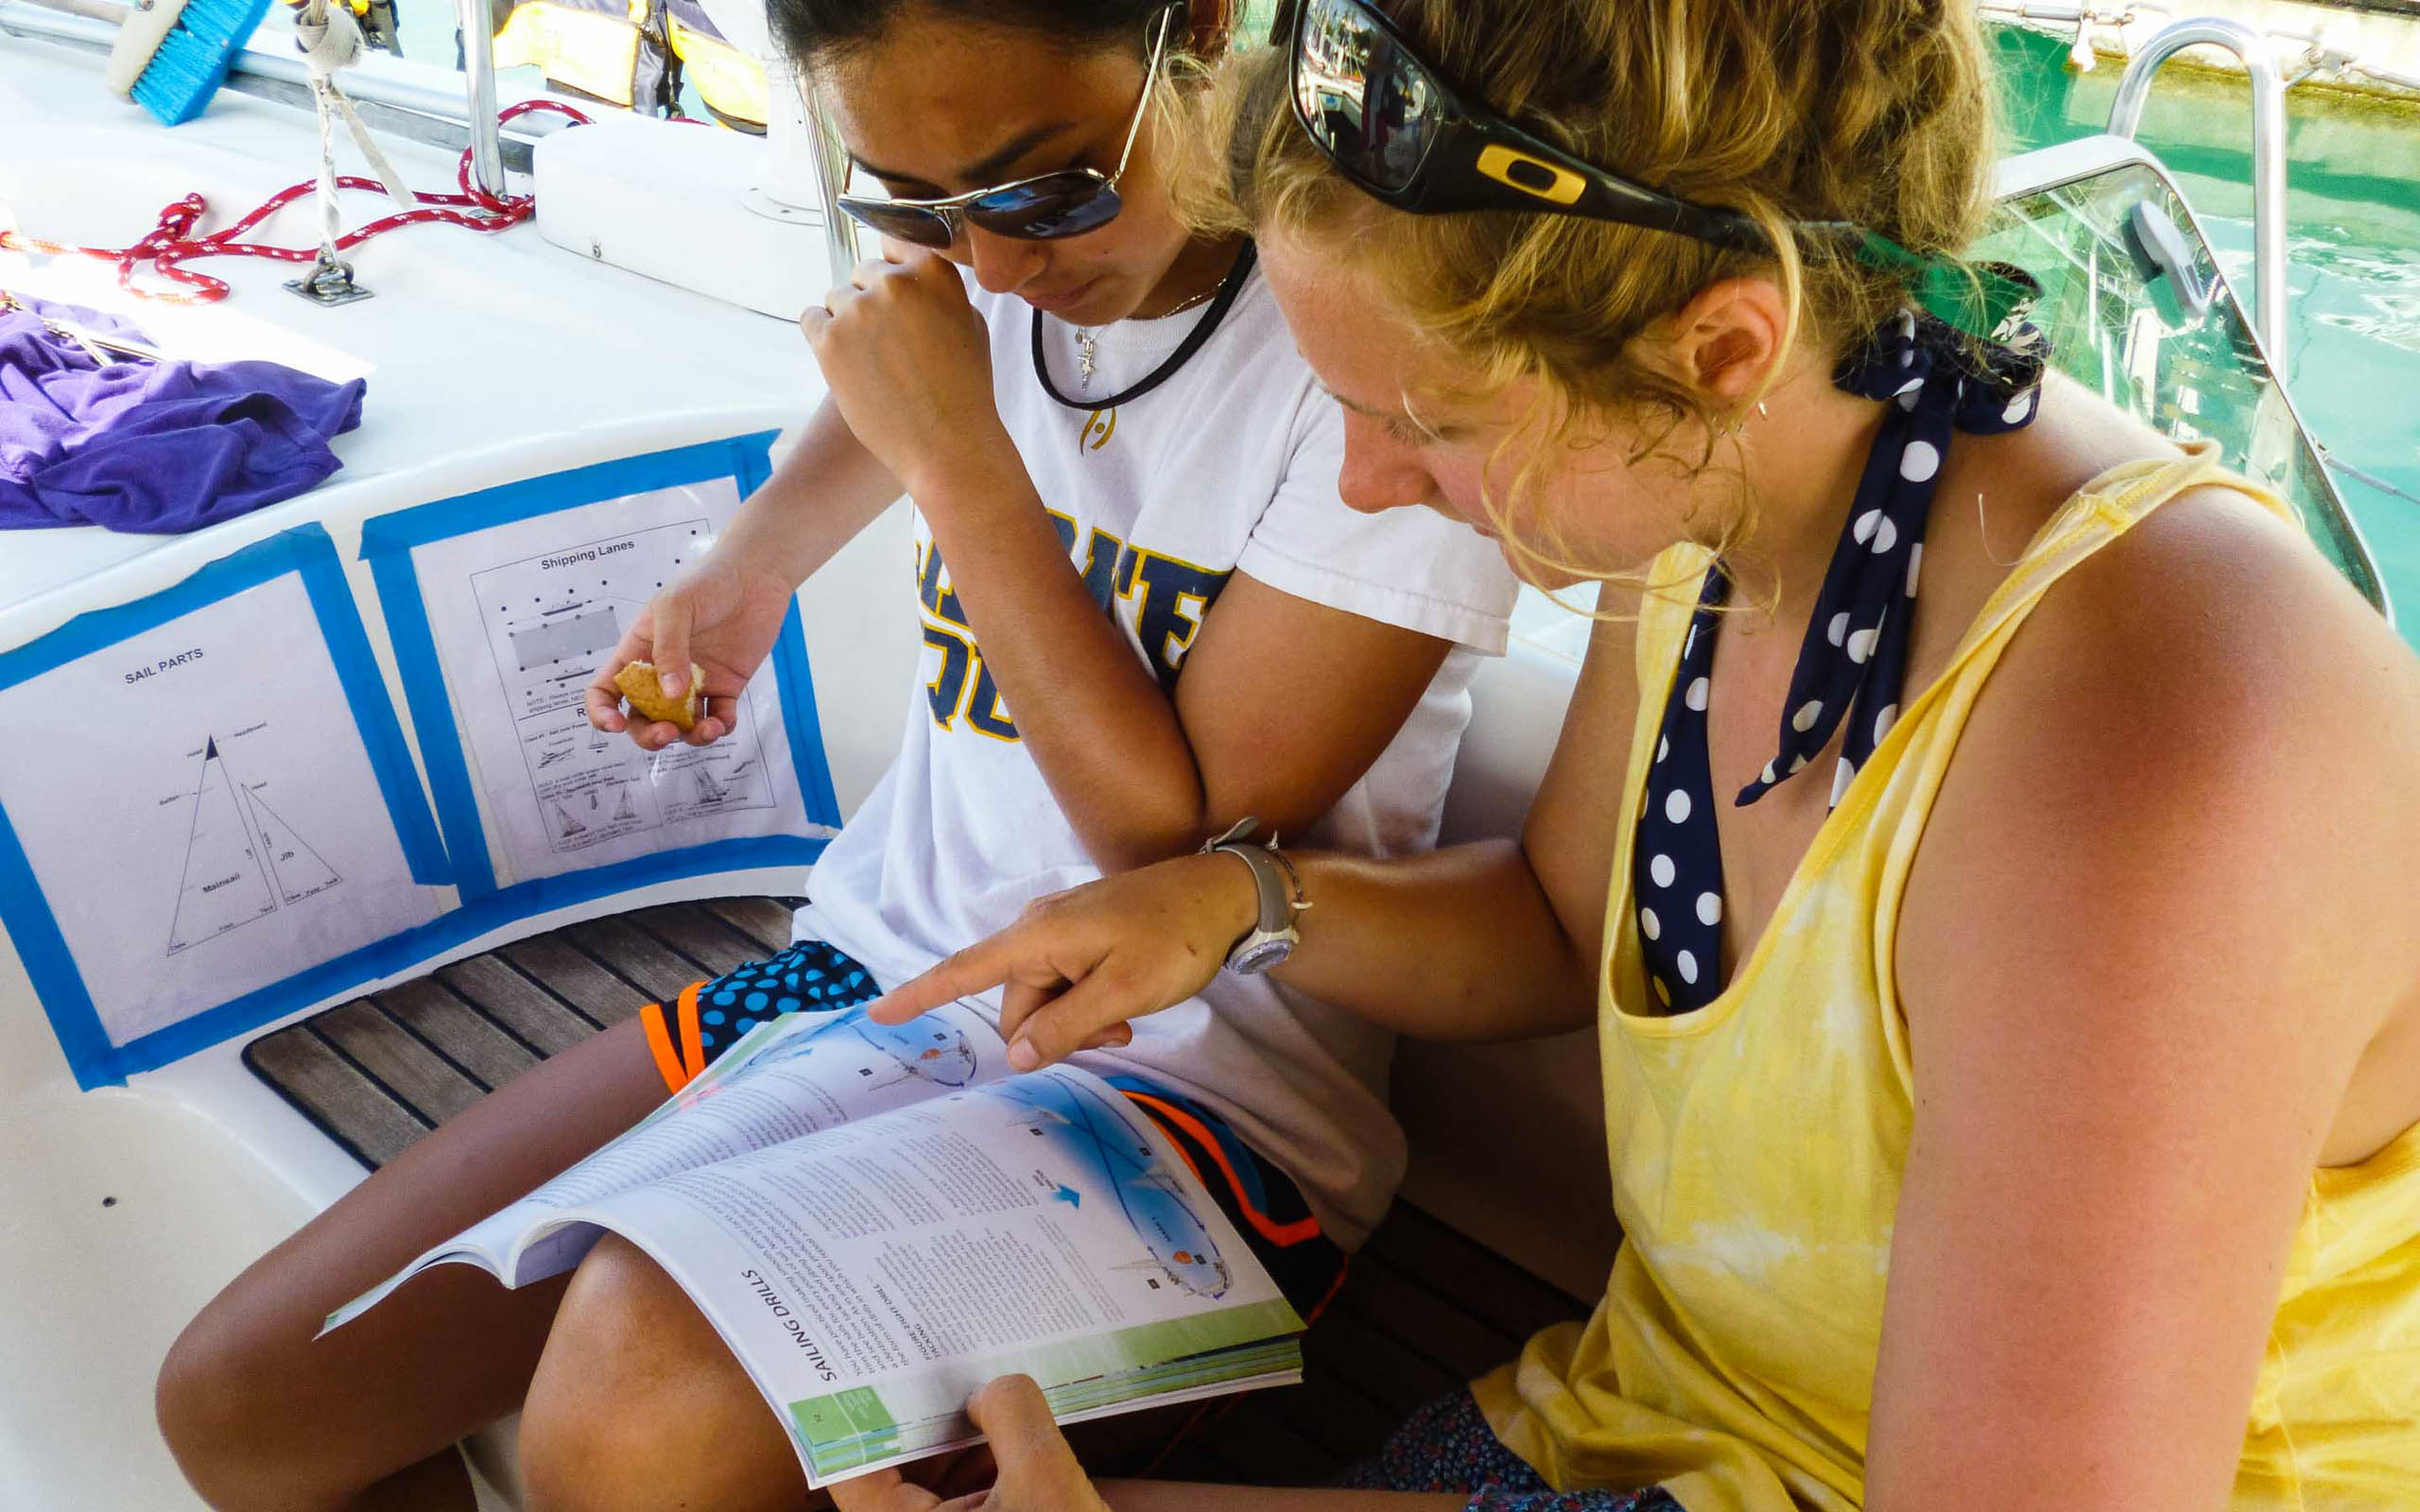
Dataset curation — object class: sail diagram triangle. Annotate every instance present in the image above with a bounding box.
[166,736,279,956]
[239,782,343,903]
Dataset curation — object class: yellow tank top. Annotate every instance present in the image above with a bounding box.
[1470,445,2420,1510]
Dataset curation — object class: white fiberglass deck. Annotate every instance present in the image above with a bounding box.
[0,29,890,1507]
[0,22,819,625]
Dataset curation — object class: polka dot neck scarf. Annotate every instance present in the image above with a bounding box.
[1634,306,2048,1014]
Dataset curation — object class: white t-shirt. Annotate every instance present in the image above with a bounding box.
[796,259,1516,1246]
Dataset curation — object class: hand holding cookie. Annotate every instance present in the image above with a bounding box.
[613,660,704,731]
[586,552,796,751]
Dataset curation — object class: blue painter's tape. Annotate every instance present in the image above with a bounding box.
[0,524,448,1090]
[357,432,802,897]
[3,436,837,1090]
[730,434,776,499]
[771,597,843,828]
[296,536,451,884]
[363,542,497,900]
[104,831,826,1081]
[357,433,783,555]
[0,799,112,1085]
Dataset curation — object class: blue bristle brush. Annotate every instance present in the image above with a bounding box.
[126,0,276,124]
[30,0,276,125]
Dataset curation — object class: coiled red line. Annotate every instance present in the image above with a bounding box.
[0,98,594,305]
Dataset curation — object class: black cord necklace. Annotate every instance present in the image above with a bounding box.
[1029,241,1258,411]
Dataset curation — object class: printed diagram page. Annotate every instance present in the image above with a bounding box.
[0,574,441,1047]
[499,1001,1015,1286]
[321,1001,1011,1333]
[559,1064,1302,1485]
[411,479,827,885]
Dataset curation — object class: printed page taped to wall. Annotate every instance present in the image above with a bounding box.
[411,478,821,887]
[0,575,441,1047]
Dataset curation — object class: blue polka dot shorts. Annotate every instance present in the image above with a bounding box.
[638,938,881,1091]
[1337,1390,1685,1512]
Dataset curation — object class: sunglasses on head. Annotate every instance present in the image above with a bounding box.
[836,2,1185,249]
[1284,0,2032,338]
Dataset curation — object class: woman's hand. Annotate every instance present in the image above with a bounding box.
[868,851,1260,1070]
[801,249,1014,500]
[584,550,799,751]
[827,1376,1113,1512]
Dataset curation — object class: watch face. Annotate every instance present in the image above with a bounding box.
[1229,937,1295,975]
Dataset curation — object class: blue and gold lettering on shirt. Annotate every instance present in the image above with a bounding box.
[1046,508,1125,613]
[915,526,1233,738]
[1123,550,1233,693]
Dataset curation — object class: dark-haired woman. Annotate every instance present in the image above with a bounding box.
[150,3,1513,1506]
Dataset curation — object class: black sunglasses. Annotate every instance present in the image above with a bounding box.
[1283,0,2036,338]
[1287,0,1793,248]
[836,3,1184,249]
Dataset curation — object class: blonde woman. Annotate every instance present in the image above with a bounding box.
[847,0,2420,1508]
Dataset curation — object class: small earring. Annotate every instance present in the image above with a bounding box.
[1756,402,1770,418]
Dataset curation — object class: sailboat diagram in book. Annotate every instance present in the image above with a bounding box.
[990,1076,1233,1299]
[165,733,343,957]
[749,1011,983,1091]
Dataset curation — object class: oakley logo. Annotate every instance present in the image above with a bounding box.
[1080,407,1117,453]
[1476,146,1584,207]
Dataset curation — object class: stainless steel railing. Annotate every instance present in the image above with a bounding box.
[454,0,506,200]
[2105,16,2290,368]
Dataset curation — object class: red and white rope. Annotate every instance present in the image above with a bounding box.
[0,98,595,305]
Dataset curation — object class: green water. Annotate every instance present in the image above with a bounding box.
[1988,23,2420,621]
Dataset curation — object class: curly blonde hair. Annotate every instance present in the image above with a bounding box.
[1186,0,2002,589]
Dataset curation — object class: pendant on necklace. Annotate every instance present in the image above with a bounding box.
[1077,329,1098,391]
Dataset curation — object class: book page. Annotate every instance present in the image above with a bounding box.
[321,1002,1006,1332]
[551,1064,1303,1486]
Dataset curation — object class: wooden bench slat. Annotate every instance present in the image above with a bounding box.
[1299,1304,1466,1419]
[1189,1395,1342,1486]
[705,896,800,954]
[563,917,709,1002]
[1245,1374,1400,1467]
[1149,1435,1248,1485]
[309,1001,489,1123]
[1331,1254,1533,1383]
[375,977,542,1091]
[496,934,649,1026]
[1215,1395,1352,1485]
[436,954,609,1053]
[242,1027,432,1167]
[1364,1202,1591,1341]
[628,902,772,977]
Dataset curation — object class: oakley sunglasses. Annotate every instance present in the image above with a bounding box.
[1287,0,1790,248]
[836,2,1186,249]
[1285,0,2034,336]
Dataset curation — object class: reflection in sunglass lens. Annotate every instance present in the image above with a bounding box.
[964,173,1121,240]
[838,199,958,248]
[1294,0,1438,193]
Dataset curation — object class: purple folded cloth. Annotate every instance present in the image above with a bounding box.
[0,295,366,533]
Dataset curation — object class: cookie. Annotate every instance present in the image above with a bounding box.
[614,660,704,730]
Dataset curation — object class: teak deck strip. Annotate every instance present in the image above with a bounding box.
[241,898,1592,1486]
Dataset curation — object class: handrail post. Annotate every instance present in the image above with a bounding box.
[804,85,859,281]
[2105,16,2290,369]
[455,0,507,201]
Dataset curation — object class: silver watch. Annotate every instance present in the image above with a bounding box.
[1201,817,1304,975]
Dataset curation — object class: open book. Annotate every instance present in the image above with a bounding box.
[323,1001,1305,1486]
